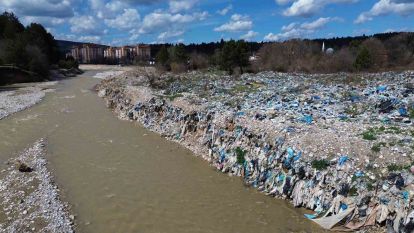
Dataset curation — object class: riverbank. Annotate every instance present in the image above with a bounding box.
[0,67,323,233]
[97,68,414,232]
[0,139,74,232]
[0,67,86,120]
[0,81,57,120]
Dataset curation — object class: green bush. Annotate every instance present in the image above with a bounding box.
[362,130,377,140]
[354,46,372,71]
[234,147,247,165]
[311,159,329,170]
[409,109,414,119]
[58,57,78,69]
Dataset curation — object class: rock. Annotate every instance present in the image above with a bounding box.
[17,161,33,173]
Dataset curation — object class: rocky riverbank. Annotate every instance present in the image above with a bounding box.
[0,81,57,120]
[97,69,414,232]
[0,139,74,232]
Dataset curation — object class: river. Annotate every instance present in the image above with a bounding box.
[0,69,324,233]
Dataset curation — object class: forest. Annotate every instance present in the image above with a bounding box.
[0,12,61,84]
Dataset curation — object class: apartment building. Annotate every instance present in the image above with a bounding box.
[71,44,105,64]
[134,44,151,60]
[71,43,151,64]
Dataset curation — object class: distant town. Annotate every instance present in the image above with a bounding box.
[68,44,152,65]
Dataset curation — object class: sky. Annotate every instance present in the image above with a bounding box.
[1,0,414,45]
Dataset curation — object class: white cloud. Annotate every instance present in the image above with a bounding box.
[300,17,341,30]
[355,0,414,23]
[89,0,129,19]
[281,22,298,31]
[169,0,198,13]
[157,30,184,42]
[214,14,253,32]
[138,11,207,34]
[264,28,305,41]
[217,4,233,15]
[264,17,339,41]
[70,15,102,35]
[0,0,75,18]
[277,0,358,17]
[21,16,66,27]
[55,33,77,41]
[105,8,140,29]
[78,35,102,43]
[275,0,294,4]
[240,30,258,40]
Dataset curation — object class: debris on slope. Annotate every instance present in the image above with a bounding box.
[97,69,414,232]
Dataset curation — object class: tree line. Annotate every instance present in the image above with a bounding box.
[155,32,414,74]
[0,11,68,82]
[255,33,414,73]
[156,40,250,75]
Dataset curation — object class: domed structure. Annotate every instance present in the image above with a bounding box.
[326,48,334,54]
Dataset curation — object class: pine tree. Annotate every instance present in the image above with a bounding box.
[156,46,170,67]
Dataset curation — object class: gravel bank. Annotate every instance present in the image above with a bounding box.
[0,81,57,120]
[0,139,74,233]
[97,69,414,232]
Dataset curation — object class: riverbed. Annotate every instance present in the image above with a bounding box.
[0,69,324,233]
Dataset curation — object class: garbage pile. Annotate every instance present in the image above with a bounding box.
[97,69,414,232]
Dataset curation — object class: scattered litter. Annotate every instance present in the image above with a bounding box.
[97,69,414,232]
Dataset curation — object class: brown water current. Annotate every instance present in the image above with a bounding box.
[0,70,325,233]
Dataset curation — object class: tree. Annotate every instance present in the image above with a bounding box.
[354,46,372,71]
[26,45,48,77]
[235,40,249,74]
[359,38,387,69]
[4,35,28,66]
[0,12,24,39]
[156,46,169,67]
[219,40,236,74]
[0,11,58,80]
[169,43,187,63]
[24,23,59,63]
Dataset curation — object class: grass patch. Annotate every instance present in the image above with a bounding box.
[361,126,405,141]
[230,83,261,94]
[367,182,374,191]
[156,93,184,101]
[362,130,377,141]
[385,126,403,134]
[409,109,414,119]
[311,159,330,170]
[167,93,183,101]
[344,105,360,117]
[387,163,411,172]
[348,186,358,196]
[234,147,247,165]
[371,142,387,153]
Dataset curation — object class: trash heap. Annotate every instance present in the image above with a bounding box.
[97,70,414,232]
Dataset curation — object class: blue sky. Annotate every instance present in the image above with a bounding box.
[1,0,414,45]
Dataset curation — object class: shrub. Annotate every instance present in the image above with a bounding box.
[170,62,187,73]
[235,147,247,165]
[311,159,329,170]
[155,45,169,67]
[362,129,377,140]
[354,46,372,71]
[58,56,78,69]
[189,52,209,70]
[26,45,49,77]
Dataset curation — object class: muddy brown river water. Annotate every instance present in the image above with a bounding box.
[0,70,324,233]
